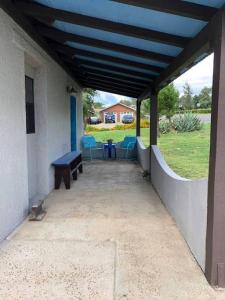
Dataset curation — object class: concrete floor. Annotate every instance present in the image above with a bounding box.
[0,160,224,299]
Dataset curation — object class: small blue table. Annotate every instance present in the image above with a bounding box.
[104,143,116,159]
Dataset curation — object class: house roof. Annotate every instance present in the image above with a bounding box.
[2,1,225,99]
[99,102,136,112]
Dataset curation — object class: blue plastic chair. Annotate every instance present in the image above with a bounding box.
[116,136,137,159]
[81,136,103,160]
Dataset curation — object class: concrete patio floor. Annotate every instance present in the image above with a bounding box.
[0,160,225,299]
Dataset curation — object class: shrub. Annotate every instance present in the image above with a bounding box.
[190,108,211,114]
[140,119,150,128]
[114,124,126,130]
[85,119,150,133]
[159,120,171,134]
[85,125,110,132]
[172,113,202,132]
[176,108,211,114]
[125,122,136,129]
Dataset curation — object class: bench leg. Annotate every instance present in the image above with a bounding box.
[55,171,62,189]
[63,168,71,189]
[72,170,78,180]
[78,164,83,173]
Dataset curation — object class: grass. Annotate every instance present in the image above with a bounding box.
[90,124,210,179]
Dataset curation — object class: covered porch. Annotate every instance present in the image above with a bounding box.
[2,160,224,299]
[1,0,225,293]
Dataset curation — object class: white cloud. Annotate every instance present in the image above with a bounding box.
[174,54,214,95]
[94,91,131,106]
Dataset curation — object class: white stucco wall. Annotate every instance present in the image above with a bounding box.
[151,145,208,270]
[0,11,28,241]
[0,9,83,241]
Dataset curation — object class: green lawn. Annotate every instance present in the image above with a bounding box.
[90,124,210,179]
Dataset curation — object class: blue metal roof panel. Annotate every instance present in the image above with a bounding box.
[75,55,159,75]
[66,41,169,68]
[54,21,182,57]
[82,65,152,80]
[26,0,225,95]
[35,0,206,38]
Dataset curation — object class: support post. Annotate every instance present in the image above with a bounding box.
[205,11,225,287]
[150,93,158,146]
[136,100,141,137]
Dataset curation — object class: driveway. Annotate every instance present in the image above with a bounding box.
[90,122,122,129]
[0,161,224,299]
[198,114,211,124]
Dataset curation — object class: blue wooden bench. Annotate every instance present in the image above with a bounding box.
[52,151,83,189]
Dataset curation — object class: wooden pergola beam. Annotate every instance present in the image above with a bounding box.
[111,0,217,22]
[16,1,190,47]
[37,25,173,64]
[82,68,151,86]
[62,56,155,80]
[82,78,142,92]
[84,73,148,88]
[205,9,225,288]
[51,42,164,73]
[82,79,142,93]
[136,101,141,136]
[63,55,153,85]
[83,83,138,98]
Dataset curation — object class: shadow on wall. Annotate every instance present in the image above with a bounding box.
[150,145,208,270]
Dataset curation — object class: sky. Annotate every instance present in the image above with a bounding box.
[94,54,214,106]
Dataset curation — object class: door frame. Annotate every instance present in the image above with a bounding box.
[70,95,77,151]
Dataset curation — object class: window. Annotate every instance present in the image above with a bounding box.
[25,76,35,134]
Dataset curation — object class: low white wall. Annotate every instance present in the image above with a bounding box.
[151,145,208,270]
[0,9,83,241]
[137,137,150,172]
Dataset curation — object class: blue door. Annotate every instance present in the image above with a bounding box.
[70,96,77,151]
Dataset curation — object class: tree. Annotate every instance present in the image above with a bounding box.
[82,88,98,126]
[198,86,212,108]
[141,99,150,118]
[93,101,104,109]
[120,99,132,107]
[158,83,179,121]
[120,99,136,107]
[193,94,200,109]
[180,82,193,109]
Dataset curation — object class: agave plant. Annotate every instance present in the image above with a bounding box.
[172,113,202,132]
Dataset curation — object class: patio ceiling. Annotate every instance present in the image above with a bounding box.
[1,0,225,98]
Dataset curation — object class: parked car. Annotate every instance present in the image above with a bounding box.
[89,116,101,125]
[105,114,115,123]
[122,114,134,124]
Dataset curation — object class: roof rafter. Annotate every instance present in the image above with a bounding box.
[83,69,151,86]
[83,67,152,83]
[50,42,164,73]
[83,83,138,98]
[36,25,174,64]
[111,0,217,22]
[81,78,143,92]
[61,56,155,80]
[15,0,190,47]
[84,73,148,88]
[82,79,142,93]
